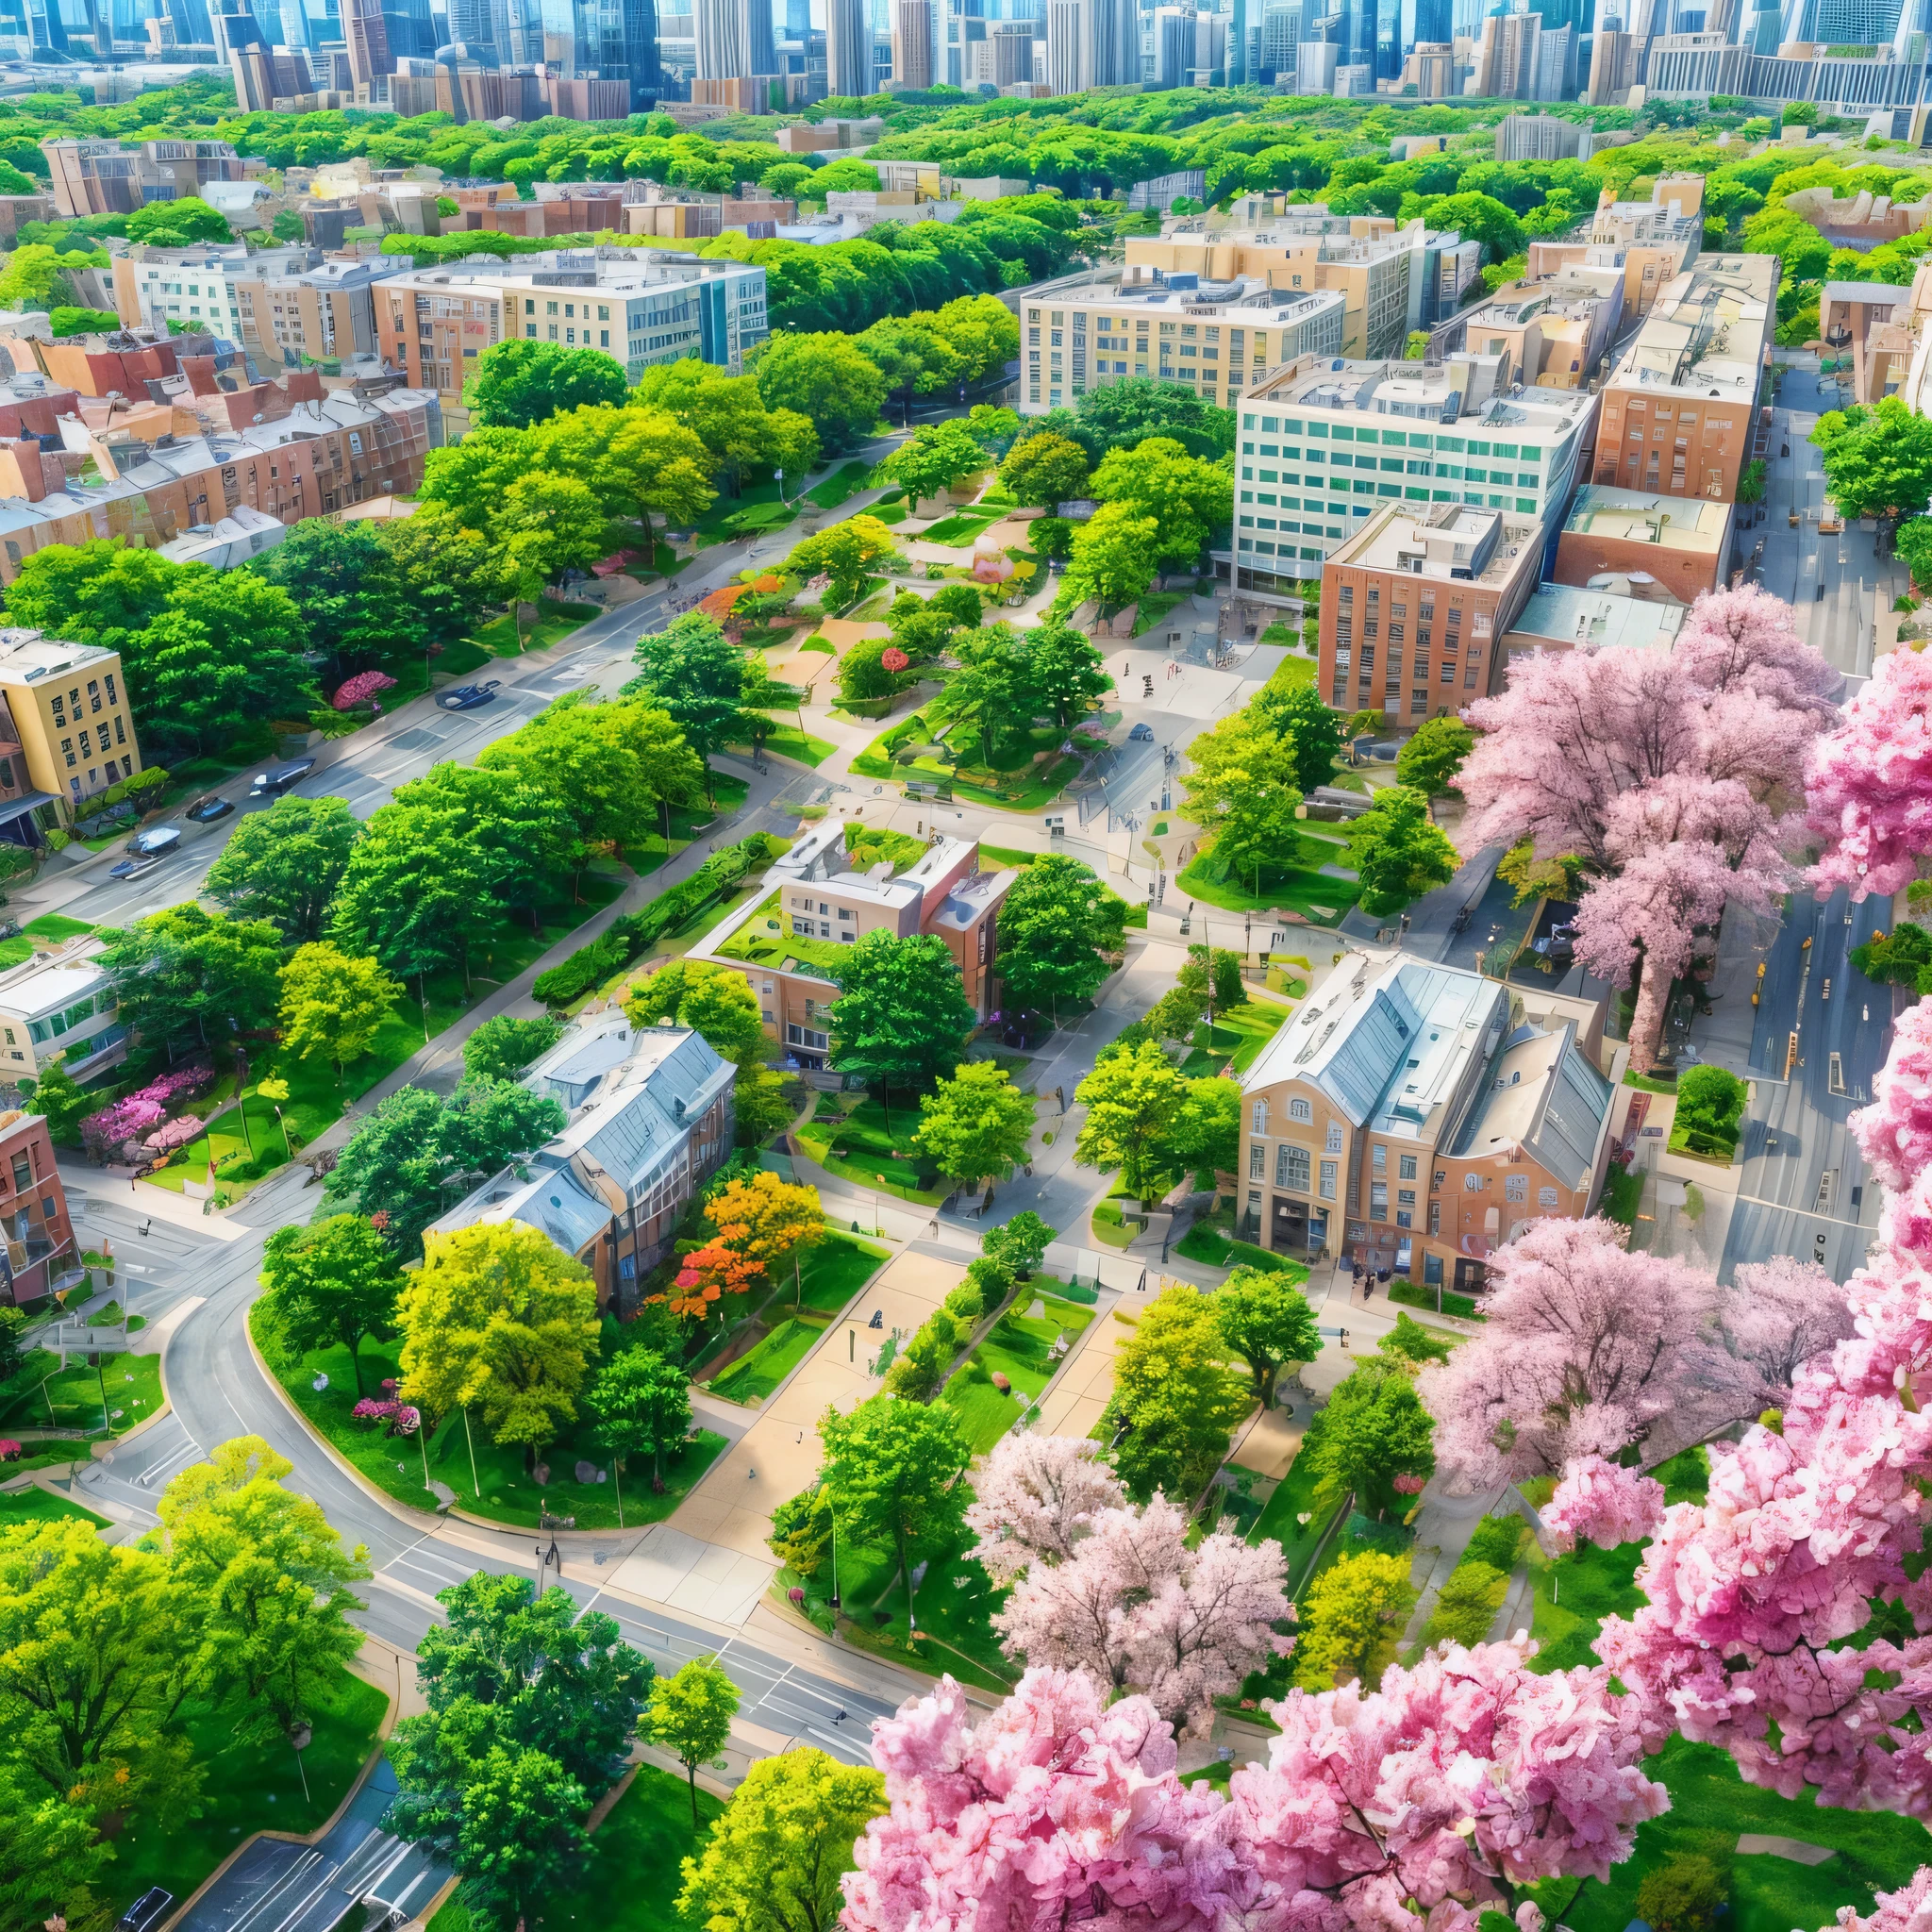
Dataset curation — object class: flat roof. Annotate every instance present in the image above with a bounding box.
[1330,500,1541,584]
[1824,279,1910,307]
[0,958,108,1019]
[1561,483,1728,555]
[0,628,117,684]
[1506,583,1688,652]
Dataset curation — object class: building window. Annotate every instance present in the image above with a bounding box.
[1505,1173,1527,1202]
[1250,1141,1266,1179]
[1372,1144,1387,1175]
[1463,1173,1483,1191]
[1399,1154,1417,1180]
[1251,1100,1267,1134]
[1325,1123,1343,1154]
[1370,1181,1389,1220]
[785,1024,828,1052]
[1283,1146,1310,1191]
[1539,1186,1559,1209]
[1289,1097,1311,1123]
[1319,1159,1338,1200]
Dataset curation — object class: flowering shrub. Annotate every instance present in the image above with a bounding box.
[1392,1471,1427,1496]
[142,1115,204,1157]
[880,646,909,673]
[1542,1454,1665,1554]
[350,1397,421,1435]
[81,1064,214,1162]
[0,1440,20,1461]
[332,671,396,711]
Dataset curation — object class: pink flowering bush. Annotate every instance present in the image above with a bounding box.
[80,1063,214,1162]
[0,1440,20,1461]
[1391,1472,1426,1496]
[350,1397,421,1436]
[1807,642,1932,899]
[1541,1455,1665,1555]
[332,671,396,711]
[142,1115,204,1157]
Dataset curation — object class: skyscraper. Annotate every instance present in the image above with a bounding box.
[891,0,932,82]
[1043,0,1082,83]
[827,0,868,90]
[1090,0,1135,76]
[695,0,773,72]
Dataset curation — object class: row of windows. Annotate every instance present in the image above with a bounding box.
[50,674,117,724]
[1241,419,1543,457]
[59,715,128,765]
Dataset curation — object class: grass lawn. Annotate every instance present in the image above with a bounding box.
[708,1314,824,1405]
[250,1305,726,1530]
[921,509,1006,546]
[1179,1001,1291,1078]
[1601,1164,1643,1227]
[0,1347,163,1438]
[941,1291,1096,1455]
[0,1484,108,1528]
[467,596,597,658]
[1388,1277,1483,1321]
[1178,858,1362,924]
[1174,1223,1311,1281]
[25,912,94,943]
[807,459,874,509]
[1245,1409,1340,1596]
[794,1230,891,1308]
[1133,591,1190,636]
[112,1665,388,1908]
[0,1435,98,1473]
[734,721,837,768]
[144,875,625,1202]
[795,1095,947,1204]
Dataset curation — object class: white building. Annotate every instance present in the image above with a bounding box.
[0,941,125,1083]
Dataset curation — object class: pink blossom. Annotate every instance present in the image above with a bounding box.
[1833,1866,1932,1932]
[991,1490,1292,1736]
[1852,995,1932,1194]
[1415,1218,1840,1490]
[1392,1472,1426,1496]
[0,1440,20,1461]
[332,671,397,711]
[964,1431,1127,1581]
[80,1064,215,1163]
[1542,1456,1665,1554]
[1807,642,1932,899]
[879,646,909,673]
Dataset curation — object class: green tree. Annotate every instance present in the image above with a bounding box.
[750,331,889,449]
[271,208,307,242]
[462,1013,565,1086]
[0,1522,195,1808]
[994,852,1127,1020]
[397,1222,601,1458]
[1099,1284,1249,1502]
[1419,1560,1508,1649]
[261,1213,405,1396]
[278,942,403,1079]
[464,338,629,428]
[1344,785,1461,914]
[828,931,977,1097]
[1292,1549,1417,1690]
[853,318,963,422]
[626,610,745,762]
[586,1346,692,1491]
[125,194,231,244]
[96,903,285,1056]
[0,1757,111,1932]
[452,1745,591,1930]
[676,1746,886,1932]
[1064,376,1236,462]
[498,471,608,641]
[1812,393,1932,524]
[1074,1040,1190,1204]
[999,431,1091,509]
[156,1435,370,1741]
[781,513,902,611]
[1900,512,1932,592]
[1025,618,1110,729]
[631,358,820,497]
[875,420,988,512]
[1307,1357,1437,1517]
[248,519,425,672]
[648,1657,741,1826]
[1089,436,1234,570]
[1173,1074,1241,1184]
[27,1053,90,1144]
[1676,1063,1747,1141]
[378,505,510,644]
[205,793,362,941]
[980,1208,1056,1281]
[624,957,768,1069]
[913,1061,1036,1187]
[1191,734,1303,898]
[1215,1267,1320,1407]
[818,1393,972,1627]
[1394,718,1476,799]
[1059,502,1160,616]
[1405,329,1431,359]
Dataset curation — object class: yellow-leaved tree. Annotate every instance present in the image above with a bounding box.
[708,1169,825,1308]
[397,1222,600,1465]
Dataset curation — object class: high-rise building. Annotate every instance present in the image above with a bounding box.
[695,0,773,74]
[1042,0,1080,85]
[343,0,391,75]
[1090,0,1135,77]
[827,0,869,91]
[891,0,933,79]
[991,13,1032,75]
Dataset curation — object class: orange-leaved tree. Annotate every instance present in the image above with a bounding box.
[708,1170,826,1307]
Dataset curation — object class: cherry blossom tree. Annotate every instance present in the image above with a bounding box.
[1833,1868,1932,1932]
[990,1489,1294,1736]
[962,1431,1127,1582]
[1672,584,1843,722]
[1807,641,1932,900]
[843,1647,1667,1932]
[1541,1456,1666,1555]
[1414,1219,1840,1490]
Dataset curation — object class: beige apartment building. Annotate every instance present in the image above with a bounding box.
[1238,953,1617,1292]
[1455,267,1624,391]
[690,820,1015,1069]
[1526,177,1704,319]
[229,258,392,372]
[1126,210,1426,362]
[1553,484,1732,603]
[0,631,142,822]
[1318,501,1541,724]
[1592,252,1779,505]
[1018,270,1344,414]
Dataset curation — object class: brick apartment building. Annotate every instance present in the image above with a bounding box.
[1238,953,1618,1293]
[1319,501,1542,724]
[691,821,1015,1068]
[0,1106,76,1305]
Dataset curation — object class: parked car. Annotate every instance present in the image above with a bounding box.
[117,1890,175,1932]
[437,680,501,712]
[108,853,165,881]
[248,758,316,798]
[1127,722,1156,742]
[127,824,180,858]
[185,795,233,824]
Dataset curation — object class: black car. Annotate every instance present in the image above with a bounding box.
[117,1889,175,1932]
[248,758,316,798]
[437,680,501,712]
[185,795,233,824]
[108,853,165,881]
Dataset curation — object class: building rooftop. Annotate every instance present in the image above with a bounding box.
[1505,583,1689,653]
[1329,500,1540,586]
[1823,279,1911,307]
[1607,255,1776,402]
[0,628,120,682]
[1244,355,1598,432]
[0,956,108,1020]
[1561,484,1729,557]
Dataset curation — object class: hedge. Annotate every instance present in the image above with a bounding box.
[531,834,779,1007]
